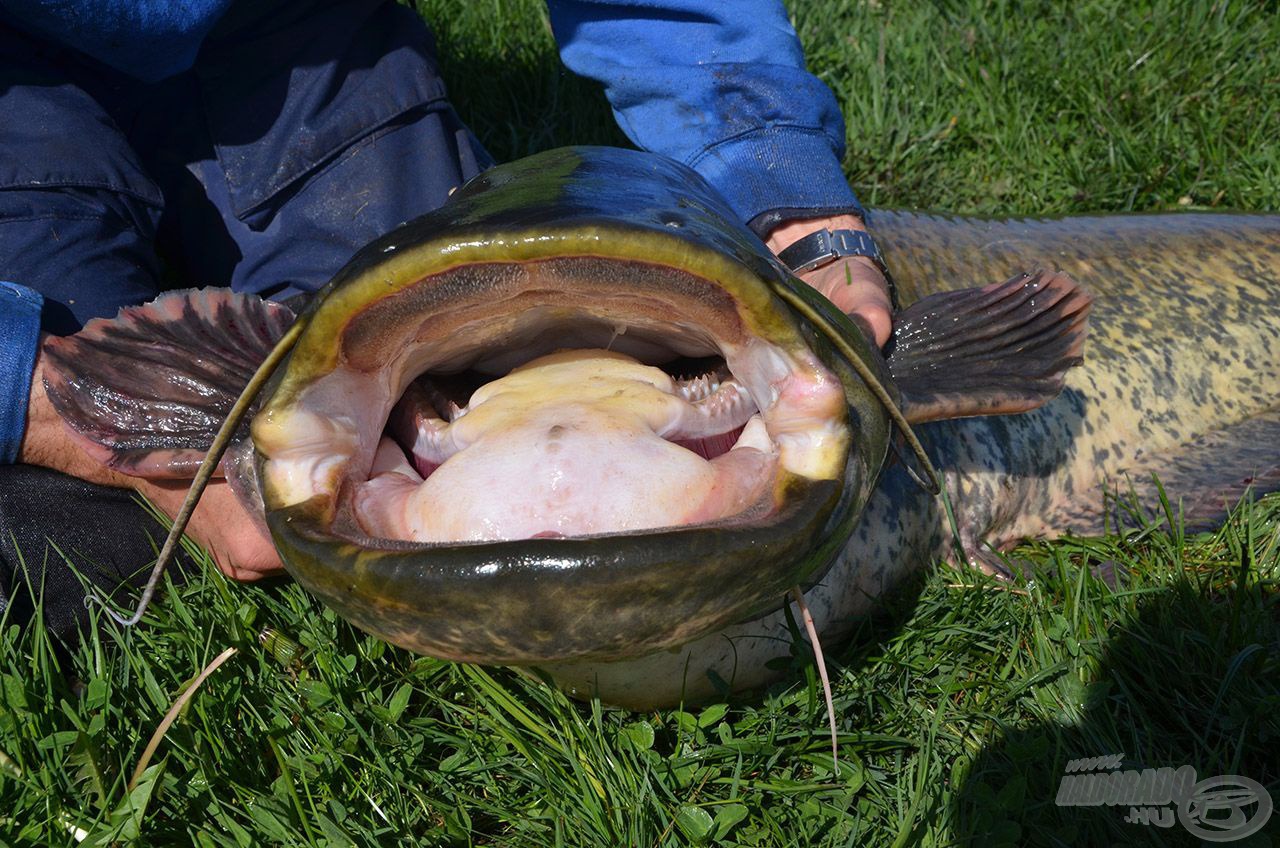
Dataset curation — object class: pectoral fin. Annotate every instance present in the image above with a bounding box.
[42,289,296,478]
[886,270,1092,423]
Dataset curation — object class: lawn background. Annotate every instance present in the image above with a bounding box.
[1,1,1277,845]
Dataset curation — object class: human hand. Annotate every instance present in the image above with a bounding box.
[137,477,284,582]
[765,214,893,348]
[21,343,284,582]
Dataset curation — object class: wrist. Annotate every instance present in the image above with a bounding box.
[764,214,868,255]
[761,214,896,347]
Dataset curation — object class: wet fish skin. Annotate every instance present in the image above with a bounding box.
[545,211,1280,707]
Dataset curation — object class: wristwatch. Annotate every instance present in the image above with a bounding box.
[776,228,883,273]
[776,228,898,308]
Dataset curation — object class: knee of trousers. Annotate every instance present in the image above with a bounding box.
[0,465,184,640]
[178,0,495,302]
[0,27,163,333]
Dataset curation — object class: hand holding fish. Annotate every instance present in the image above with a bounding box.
[21,344,284,582]
[141,481,284,582]
[765,213,894,347]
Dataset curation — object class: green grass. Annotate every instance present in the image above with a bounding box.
[2,496,1276,846]
[423,0,1280,214]
[3,0,1279,845]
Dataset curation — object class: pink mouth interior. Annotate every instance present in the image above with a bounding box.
[393,357,750,472]
[350,350,778,544]
[262,258,849,547]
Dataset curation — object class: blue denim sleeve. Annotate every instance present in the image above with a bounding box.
[0,282,43,464]
[548,0,861,224]
[0,1,233,82]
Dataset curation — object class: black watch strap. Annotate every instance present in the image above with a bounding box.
[776,228,899,309]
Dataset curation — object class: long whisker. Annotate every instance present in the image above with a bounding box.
[790,586,838,771]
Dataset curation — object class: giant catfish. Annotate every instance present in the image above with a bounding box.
[43,147,1279,708]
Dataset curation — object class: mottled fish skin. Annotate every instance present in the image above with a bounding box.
[545,211,1280,708]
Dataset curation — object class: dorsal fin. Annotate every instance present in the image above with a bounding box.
[886,270,1092,423]
[42,289,296,477]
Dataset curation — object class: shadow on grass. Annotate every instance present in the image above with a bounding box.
[952,578,1279,847]
[414,0,626,164]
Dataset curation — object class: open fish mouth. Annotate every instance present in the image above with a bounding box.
[257,262,850,549]
[253,233,872,665]
[43,146,1090,672]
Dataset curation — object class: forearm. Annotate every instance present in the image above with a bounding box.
[549,0,861,224]
[764,213,869,254]
[4,284,171,489]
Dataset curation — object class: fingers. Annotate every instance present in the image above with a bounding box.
[144,477,285,582]
[797,256,893,347]
[762,215,894,349]
[206,532,285,581]
[204,518,285,582]
[213,555,285,582]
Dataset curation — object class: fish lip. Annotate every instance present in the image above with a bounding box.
[266,472,856,665]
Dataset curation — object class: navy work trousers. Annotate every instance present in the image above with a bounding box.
[0,0,490,636]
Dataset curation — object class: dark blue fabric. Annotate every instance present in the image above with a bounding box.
[0,464,193,639]
[1,0,859,225]
[0,0,491,459]
[0,0,234,82]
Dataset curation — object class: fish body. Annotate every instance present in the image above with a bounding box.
[42,148,1278,708]
[550,211,1280,706]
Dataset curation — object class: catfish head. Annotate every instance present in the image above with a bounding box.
[42,147,1091,666]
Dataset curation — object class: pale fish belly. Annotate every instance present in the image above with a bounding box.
[543,211,1280,709]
